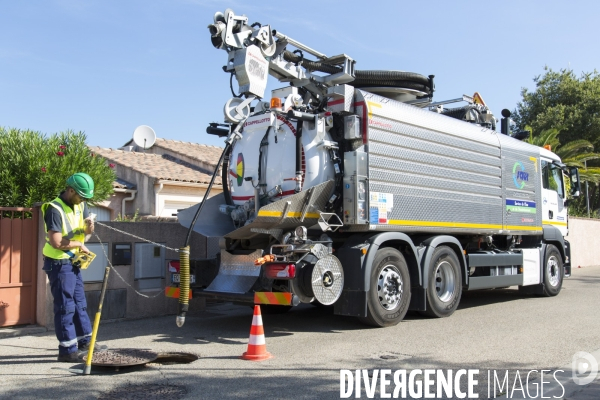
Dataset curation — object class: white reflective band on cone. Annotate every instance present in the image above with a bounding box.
[248,334,266,346]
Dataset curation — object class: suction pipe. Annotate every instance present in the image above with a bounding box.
[176,126,242,327]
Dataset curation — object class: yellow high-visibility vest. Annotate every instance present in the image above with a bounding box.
[42,197,86,259]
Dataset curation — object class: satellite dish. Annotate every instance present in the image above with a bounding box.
[132,125,156,150]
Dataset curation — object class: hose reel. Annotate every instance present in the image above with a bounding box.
[293,251,344,306]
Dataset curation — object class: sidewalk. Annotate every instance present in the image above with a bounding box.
[0,325,47,340]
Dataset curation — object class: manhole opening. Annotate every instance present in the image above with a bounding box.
[154,352,199,364]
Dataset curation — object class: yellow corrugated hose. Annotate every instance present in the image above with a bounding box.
[176,246,190,327]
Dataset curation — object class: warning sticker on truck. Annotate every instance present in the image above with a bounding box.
[370,192,394,224]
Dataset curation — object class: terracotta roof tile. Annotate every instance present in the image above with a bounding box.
[113,178,136,189]
[153,138,224,167]
[89,147,222,185]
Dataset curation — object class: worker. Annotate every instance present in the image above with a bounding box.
[41,173,105,362]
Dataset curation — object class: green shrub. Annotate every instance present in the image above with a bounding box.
[0,127,115,207]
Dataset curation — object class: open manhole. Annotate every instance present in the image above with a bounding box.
[98,384,187,400]
[153,352,199,365]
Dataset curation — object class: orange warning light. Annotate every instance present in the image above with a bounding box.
[270,97,282,110]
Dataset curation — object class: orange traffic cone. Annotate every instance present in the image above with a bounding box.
[242,305,273,361]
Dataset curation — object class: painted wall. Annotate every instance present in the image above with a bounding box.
[155,184,222,218]
[567,217,600,268]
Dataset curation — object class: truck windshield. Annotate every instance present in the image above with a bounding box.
[542,160,565,198]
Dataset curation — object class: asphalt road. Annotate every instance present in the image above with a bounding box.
[1,266,599,399]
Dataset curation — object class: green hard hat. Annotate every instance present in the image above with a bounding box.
[66,173,95,199]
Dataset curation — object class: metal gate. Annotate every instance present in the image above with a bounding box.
[0,207,39,327]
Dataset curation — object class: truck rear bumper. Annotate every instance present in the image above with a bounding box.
[192,290,254,303]
[191,290,297,306]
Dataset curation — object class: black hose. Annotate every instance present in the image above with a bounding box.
[230,73,242,98]
[283,51,341,74]
[221,144,233,206]
[354,70,430,86]
[184,142,232,247]
[282,51,433,95]
[258,126,272,195]
[295,121,303,193]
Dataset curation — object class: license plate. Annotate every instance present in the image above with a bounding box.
[171,274,195,284]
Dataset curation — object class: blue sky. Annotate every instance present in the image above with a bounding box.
[2,1,599,149]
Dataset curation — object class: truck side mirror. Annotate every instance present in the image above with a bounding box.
[569,167,581,198]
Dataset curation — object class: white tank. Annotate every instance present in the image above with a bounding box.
[228,112,335,205]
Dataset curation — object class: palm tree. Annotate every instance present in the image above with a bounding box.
[526,127,600,184]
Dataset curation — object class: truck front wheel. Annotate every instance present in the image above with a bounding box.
[359,248,411,327]
[542,244,563,297]
[421,246,462,318]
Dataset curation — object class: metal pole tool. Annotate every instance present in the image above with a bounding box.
[84,266,110,375]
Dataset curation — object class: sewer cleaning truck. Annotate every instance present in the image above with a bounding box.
[174,8,581,327]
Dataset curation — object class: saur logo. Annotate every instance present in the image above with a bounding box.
[229,153,245,187]
[512,161,529,189]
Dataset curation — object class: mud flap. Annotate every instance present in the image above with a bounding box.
[334,290,367,317]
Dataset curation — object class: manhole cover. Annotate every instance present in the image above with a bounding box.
[99,384,187,400]
[86,349,158,367]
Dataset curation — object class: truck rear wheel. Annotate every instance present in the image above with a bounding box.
[542,244,563,297]
[421,246,462,318]
[359,248,411,327]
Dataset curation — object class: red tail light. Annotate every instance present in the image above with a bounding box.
[264,263,296,279]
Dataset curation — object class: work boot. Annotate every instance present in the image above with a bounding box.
[57,352,80,363]
[78,341,108,352]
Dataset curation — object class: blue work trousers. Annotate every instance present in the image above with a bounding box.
[43,258,92,355]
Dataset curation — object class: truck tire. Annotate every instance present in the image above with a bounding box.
[421,246,462,318]
[542,244,563,297]
[359,248,411,327]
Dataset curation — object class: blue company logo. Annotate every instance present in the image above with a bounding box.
[512,162,529,189]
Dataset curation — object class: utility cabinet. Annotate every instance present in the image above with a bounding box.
[134,243,165,289]
[81,243,108,283]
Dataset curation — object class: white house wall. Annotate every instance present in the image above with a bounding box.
[117,168,155,216]
[155,184,223,218]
